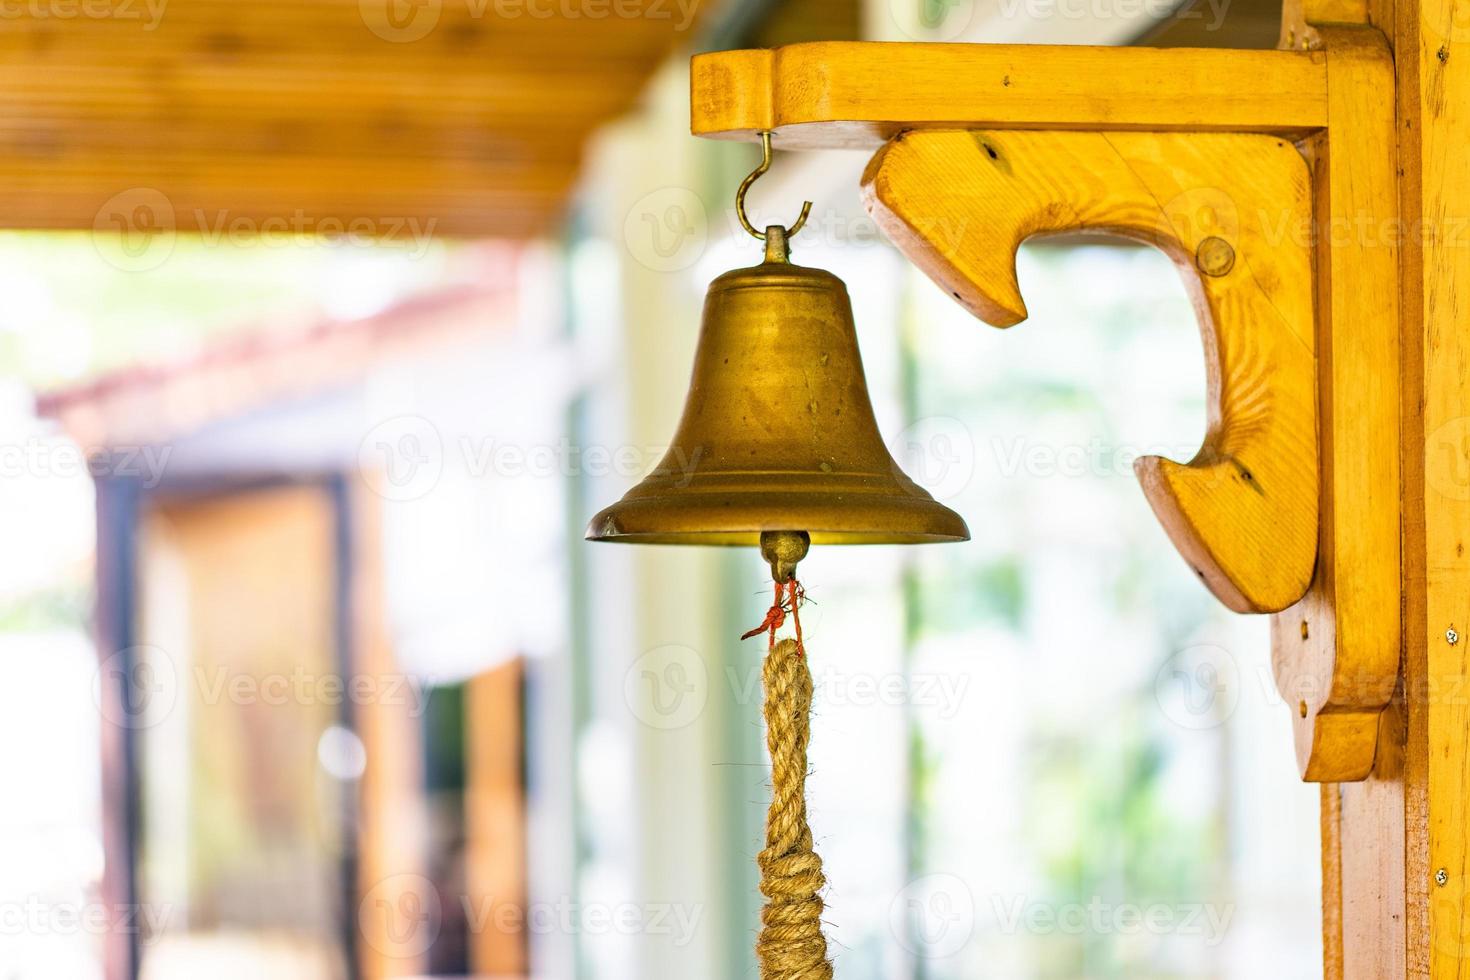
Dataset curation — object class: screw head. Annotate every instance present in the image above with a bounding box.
[1449,627,1460,646]
[1437,868,1449,887]
[1195,236,1236,278]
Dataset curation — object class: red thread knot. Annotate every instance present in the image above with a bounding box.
[742,579,806,654]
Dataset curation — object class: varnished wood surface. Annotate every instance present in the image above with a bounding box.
[0,0,708,236]
[1398,0,1470,964]
[691,42,1330,147]
[861,129,1318,614]
[1270,27,1400,785]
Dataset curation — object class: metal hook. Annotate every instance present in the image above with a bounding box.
[735,131,813,242]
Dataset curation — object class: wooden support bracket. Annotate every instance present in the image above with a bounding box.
[862,129,1318,615]
[1269,28,1400,783]
[691,35,1399,782]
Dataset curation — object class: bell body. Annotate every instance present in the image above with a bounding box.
[586,230,969,547]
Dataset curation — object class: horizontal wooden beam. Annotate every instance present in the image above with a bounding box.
[691,42,1330,148]
[0,154,574,238]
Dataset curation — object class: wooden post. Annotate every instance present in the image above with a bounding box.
[1386,0,1465,970]
[1292,0,1470,972]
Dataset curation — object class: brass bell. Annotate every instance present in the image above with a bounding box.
[586,135,968,578]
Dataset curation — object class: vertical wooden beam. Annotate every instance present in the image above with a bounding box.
[1327,0,1470,971]
[1398,0,1470,966]
[1272,26,1400,783]
[1323,783,1345,980]
[351,485,429,979]
[466,659,528,976]
[1335,707,1409,976]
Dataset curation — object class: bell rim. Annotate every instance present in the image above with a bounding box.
[584,492,970,546]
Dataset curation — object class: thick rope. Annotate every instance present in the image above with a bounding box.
[746,580,833,980]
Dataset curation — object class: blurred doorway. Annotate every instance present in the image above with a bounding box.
[99,476,359,980]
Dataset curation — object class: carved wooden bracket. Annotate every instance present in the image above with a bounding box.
[691,32,1400,782]
[862,128,1317,615]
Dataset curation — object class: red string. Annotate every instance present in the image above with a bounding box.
[742,578,806,654]
[787,579,803,652]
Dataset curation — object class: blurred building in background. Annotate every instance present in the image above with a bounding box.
[0,0,1321,978]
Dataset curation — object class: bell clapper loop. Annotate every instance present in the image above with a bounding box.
[760,530,810,583]
[736,131,813,244]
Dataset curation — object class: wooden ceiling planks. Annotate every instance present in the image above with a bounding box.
[3,0,715,238]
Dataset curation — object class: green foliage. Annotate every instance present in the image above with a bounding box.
[0,584,90,632]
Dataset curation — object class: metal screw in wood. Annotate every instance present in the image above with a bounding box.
[1195,236,1236,277]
